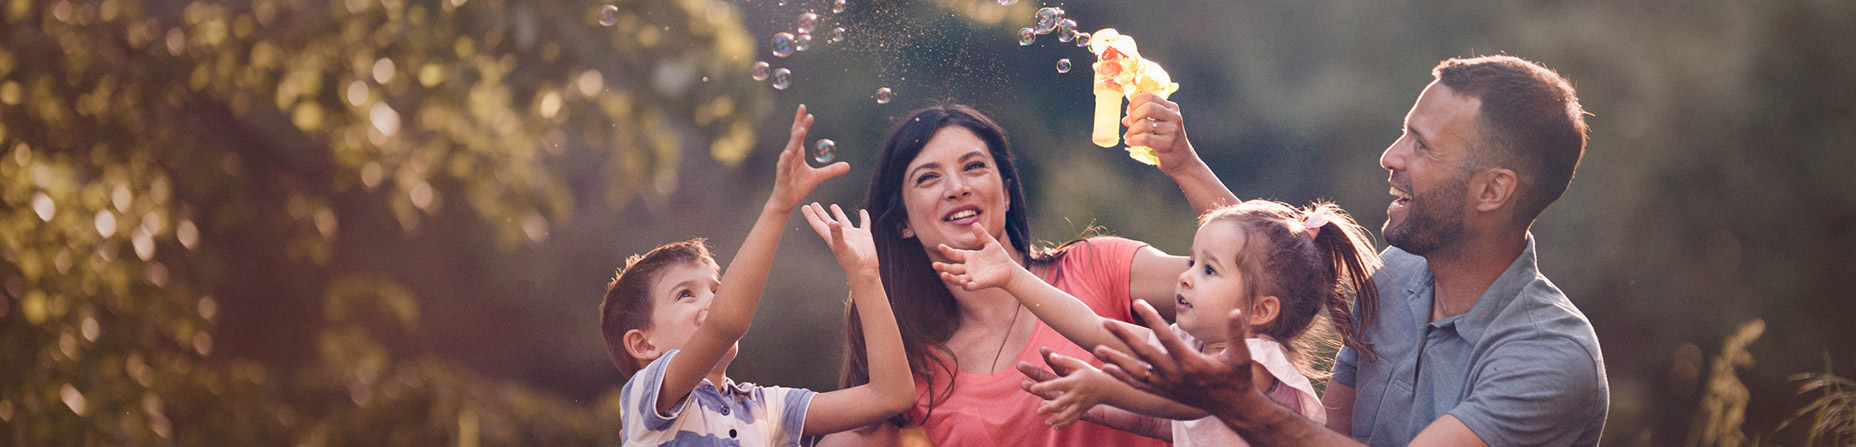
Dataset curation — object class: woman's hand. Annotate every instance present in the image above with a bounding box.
[1122,94,1199,175]
[768,104,851,212]
[1018,347,1123,429]
[931,224,1021,291]
[801,203,879,279]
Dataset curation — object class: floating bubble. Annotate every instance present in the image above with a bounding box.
[832,0,847,14]
[772,32,795,57]
[875,87,892,104]
[796,33,813,51]
[998,0,1018,5]
[797,12,818,33]
[752,61,771,81]
[830,27,846,43]
[1056,19,1077,41]
[1034,7,1063,34]
[814,139,836,163]
[1057,58,1072,73]
[1073,31,1090,47]
[599,5,619,26]
[778,0,785,5]
[771,68,792,90]
[1018,27,1035,46]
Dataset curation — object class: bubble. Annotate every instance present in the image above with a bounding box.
[771,68,792,90]
[1073,31,1090,47]
[1057,58,1072,73]
[830,27,846,43]
[814,139,836,163]
[998,0,1017,5]
[1056,19,1077,41]
[1034,7,1063,34]
[772,32,795,57]
[599,5,619,26]
[797,12,818,33]
[875,87,892,104]
[752,61,771,81]
[1018,28,1035,46]
[832,0,847,14]
[795,33,813,51]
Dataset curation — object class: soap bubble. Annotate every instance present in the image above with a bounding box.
[830,27,846,43]
[1034,7,1063,34]
[797,12,818,33]
[772,32,795,57]
[814,139,836,163]
[599,5,619,26]
[1018,28,1035,46]
[1073,31,1090,47]
[875,87,892,104]
[796,33,813,51]
[771,68,792,89]
[998,0,1017,5]
[1057,58,1072,73]
[832,0,847,14]
[1056,19,1077,41]
[752,61,771,81]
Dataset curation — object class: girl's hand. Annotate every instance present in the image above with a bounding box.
[768,104,851,212]
[930,224,1018,291]
[800,203,878,279]
[1018,347,1117,429]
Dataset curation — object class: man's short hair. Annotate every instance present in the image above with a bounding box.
[600,238,715,377]
[1434,55,1589,224]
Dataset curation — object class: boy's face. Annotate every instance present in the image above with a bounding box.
[637,261,738,367]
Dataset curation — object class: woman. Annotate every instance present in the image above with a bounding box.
[819,95,1239,446]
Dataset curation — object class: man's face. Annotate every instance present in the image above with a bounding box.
[1381,81,1482,255]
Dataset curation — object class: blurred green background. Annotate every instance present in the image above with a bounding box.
[3,0,1852,445]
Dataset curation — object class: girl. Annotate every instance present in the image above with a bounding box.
[931,199,1380,445]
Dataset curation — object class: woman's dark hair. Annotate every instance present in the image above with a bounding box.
[839,104,1051,426]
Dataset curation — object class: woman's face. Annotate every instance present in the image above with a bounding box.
[900,126,1012,260]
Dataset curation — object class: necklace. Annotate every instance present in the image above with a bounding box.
[989,303,1025,372]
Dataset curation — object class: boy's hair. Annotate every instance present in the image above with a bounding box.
[600,238,717,377]
[1201,200,1383,374]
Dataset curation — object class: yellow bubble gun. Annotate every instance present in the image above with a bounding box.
[1088,28,1178,166]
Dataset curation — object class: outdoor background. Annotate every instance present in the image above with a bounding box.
[2,0,1852,445]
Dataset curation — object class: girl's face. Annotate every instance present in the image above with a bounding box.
[900,127,1012,260]
[1175,221,1262,344]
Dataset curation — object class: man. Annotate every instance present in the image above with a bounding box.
[1094,55,1608,446]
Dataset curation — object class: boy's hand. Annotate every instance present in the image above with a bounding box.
[930,225,1019,291]
[800,203,878,279]
[1018,347,1119,429]
[768,104,850,212]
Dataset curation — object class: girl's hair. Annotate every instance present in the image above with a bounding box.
[839,104,1063,426]
[1201,200,1382,372]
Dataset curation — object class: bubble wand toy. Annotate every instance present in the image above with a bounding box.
[1088,28,1178,165]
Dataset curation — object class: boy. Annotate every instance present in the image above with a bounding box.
[600,105,914,446]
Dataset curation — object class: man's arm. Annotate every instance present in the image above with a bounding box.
[1322,380,1356,434]
[1124,94,1239,215]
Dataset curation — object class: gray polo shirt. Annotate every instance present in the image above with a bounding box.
[1332,236,1608,446]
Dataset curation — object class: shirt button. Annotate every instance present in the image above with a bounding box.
[719,407,730,416]
[729,429,738,438]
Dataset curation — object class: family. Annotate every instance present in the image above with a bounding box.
[598,54,1608,446]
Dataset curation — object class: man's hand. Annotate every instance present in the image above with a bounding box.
[1122,94,1198,174]
[1094,300,1257,413]
[768,104,850,212]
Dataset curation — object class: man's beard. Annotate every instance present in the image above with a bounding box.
[1385,171,1469,256]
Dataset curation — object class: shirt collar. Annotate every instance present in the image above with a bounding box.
[1446,234,1541,344]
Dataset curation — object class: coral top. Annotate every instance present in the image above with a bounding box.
[905,237,1170,447]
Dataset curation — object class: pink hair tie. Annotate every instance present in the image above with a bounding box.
[1303,213,1328,239]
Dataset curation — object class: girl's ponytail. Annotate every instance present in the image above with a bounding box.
[1304,203,1383,362]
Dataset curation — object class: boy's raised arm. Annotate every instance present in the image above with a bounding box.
[657,105,849,415]
[798,204,916,435]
